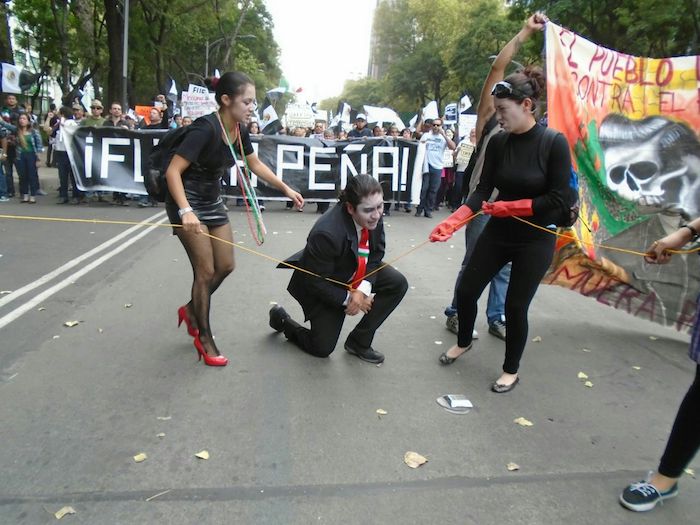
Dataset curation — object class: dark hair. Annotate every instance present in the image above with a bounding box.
[205,71,254,106]
[502,65,546,102]
[59,106,72,118]
[338,174,382,207]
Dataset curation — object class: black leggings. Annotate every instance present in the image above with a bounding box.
[658,365,700,478]
[456,223,555,374]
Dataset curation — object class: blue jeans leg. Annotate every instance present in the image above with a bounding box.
[55,151,70,200]
[418,172,430,212]
[486,262,511,325]
[0,161,6,197]
[425,166,441,212]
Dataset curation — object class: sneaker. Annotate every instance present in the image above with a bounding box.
[0,196,9,202]
[28,196,36,203]
[444,314,478,339]
[37,189,47,196]
[488,319,507,341]
[619,475,679,512]
[445,314,458,334]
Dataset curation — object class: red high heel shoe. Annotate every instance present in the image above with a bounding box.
[193,334,228,367]
[177,305,199,337]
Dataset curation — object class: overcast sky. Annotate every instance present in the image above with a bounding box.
[264,0,376,102]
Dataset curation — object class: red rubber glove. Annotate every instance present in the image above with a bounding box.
[429,205,473,242]
[482,199,533,218]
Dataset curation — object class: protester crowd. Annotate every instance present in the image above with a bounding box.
[0,94,474,215]
[1,11,698,516]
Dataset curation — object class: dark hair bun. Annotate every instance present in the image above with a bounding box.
[204,76,220,91]
[522,65,545,99]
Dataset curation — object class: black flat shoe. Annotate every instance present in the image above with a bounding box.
[439,343,472,365]
[344,341,384,364]
[269,305,290,333]
[491,376,519,393]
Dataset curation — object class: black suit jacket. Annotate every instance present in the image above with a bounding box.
[283,203,385,320]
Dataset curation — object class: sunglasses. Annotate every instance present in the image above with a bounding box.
[91,106,102,110]
[490,81,530,99]
[432,123,441,127]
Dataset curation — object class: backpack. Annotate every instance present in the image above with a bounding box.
[145,114,217,202]
[538,127,580,227]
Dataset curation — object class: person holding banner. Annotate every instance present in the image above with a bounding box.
[269,174,408,364]
[165,71,304,367]
[430,65,571,393]
[619,218,700,512]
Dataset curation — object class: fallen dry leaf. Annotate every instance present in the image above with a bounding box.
[376,409,388,416]
[581,348,591,352]
[684,467,695,478]
[124,303,132,308]
[632,366,641,370]
[156,416,171,421]
[506,462,520,471]
[133,453,147,463]
[649,336,659,341]
[434,341,443,345]
[577,372,589,380]
[52,335,60,340]
[63,320,80,327]
[0,290,12,295]
[513,417,533,427]
[531,336,542,342]
[156,433,165,438]
[404,451,428,468]
[37,307,46,312]
[429,315,436,319]
[54,506,76,519]
[195,450,210,460]
[584,381,594,388]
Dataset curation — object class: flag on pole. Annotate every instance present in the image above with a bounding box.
[167,77,178,101]
[1,63,22,94]
[259,97,282,135]
[459,93,472,113]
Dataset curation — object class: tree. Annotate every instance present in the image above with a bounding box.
[0,1,13,63]
[509,0,699,56]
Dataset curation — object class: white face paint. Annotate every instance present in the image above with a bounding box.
[347,192,384,230]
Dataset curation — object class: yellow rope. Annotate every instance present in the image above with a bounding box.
[511,216,700,256]
[1,212,697,293]
[0,213,351,289]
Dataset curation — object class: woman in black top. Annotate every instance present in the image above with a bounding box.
[430,67,571,392]
[165,71,304,367]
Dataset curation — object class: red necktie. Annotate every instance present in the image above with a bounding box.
[351,228,370,288]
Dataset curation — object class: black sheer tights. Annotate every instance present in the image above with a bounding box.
[176,224,235,356]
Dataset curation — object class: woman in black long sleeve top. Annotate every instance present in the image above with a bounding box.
[430,67,572,393]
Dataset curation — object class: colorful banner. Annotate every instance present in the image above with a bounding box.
[545,22,700,331]
[61,124,425,203]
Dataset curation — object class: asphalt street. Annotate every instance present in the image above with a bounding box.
[0,166,698,524]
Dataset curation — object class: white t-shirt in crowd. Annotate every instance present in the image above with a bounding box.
[420,132,448,170]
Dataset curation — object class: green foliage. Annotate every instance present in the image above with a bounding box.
[509,0,699,56]
[7,0,282,106]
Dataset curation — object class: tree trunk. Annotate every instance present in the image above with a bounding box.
[104,0,125,107]
[0,1,13,63]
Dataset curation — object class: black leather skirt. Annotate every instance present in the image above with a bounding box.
[166,176,229,233]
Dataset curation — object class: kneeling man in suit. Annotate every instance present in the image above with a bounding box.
[270,174,408,363]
